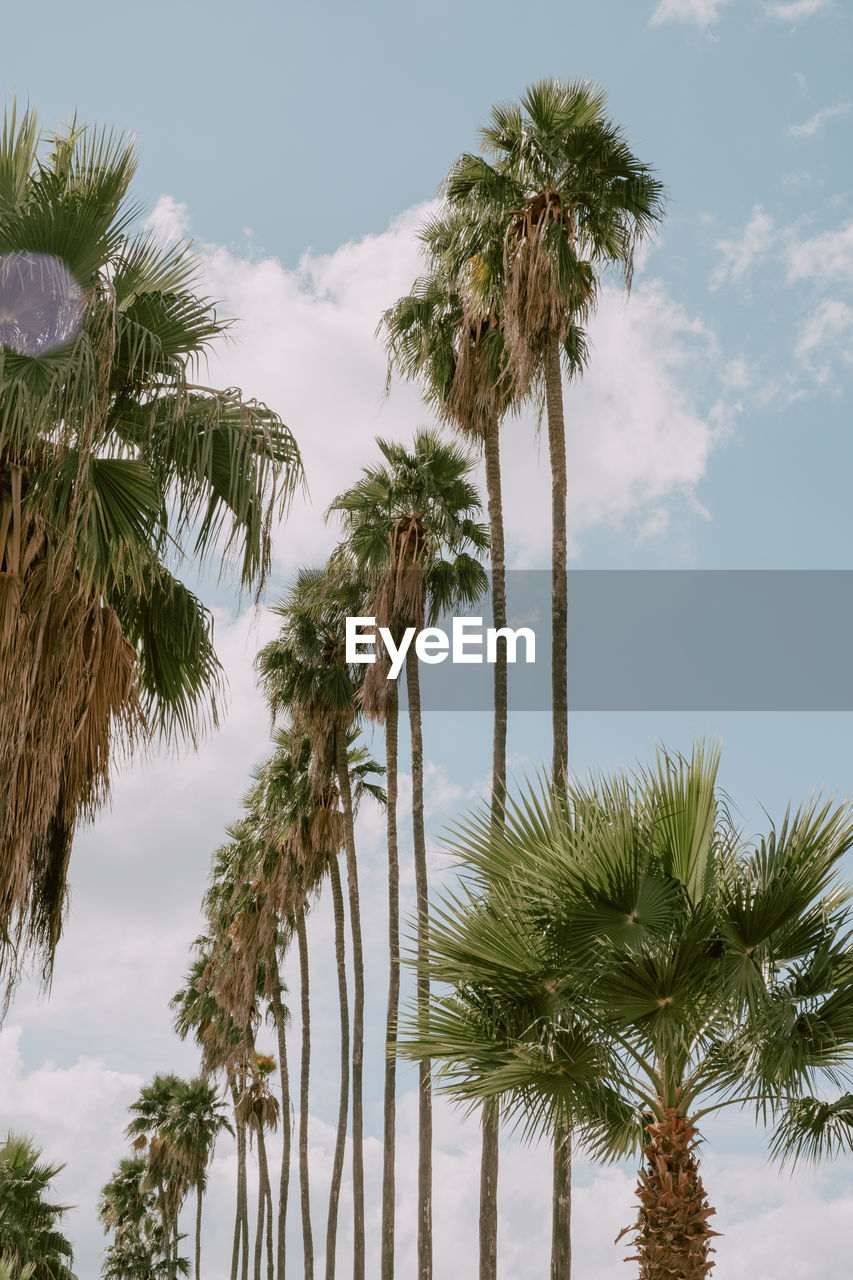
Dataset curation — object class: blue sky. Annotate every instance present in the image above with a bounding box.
[3,1,853,1276]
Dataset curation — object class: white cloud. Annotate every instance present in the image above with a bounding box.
[143,194,192,243]
[650,0,731,25]
[794,297,853,381]
[711,205,776,290]
[788,102,851,138]
[188,209,732,569]
[787,220,853,285]
[767,0,829,18]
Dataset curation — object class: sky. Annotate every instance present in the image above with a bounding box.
[2,0,853,1276]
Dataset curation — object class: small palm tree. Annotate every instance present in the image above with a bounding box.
[328,430,488,1280]
[98,1157,174,1280]
[0,107,302,999]
[236,1055,280,1280]
[164,1078,233,1280]
[171,943,251,1280]
[125,1076,187,1280]
[0,1133,75,1280]
[404,743,853,1280]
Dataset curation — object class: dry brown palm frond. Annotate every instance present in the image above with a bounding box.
[502,193,595,391]
[0,482,143,999]
[441,309,507,444]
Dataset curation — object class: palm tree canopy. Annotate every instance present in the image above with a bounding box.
[0,106,303,994]
[403,743,853,1162]
[327,427,489,628]
[443,77,665,379]
[163,1078,233,1191]
[0,1133,75,1280]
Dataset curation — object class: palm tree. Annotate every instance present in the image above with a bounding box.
[125,1075,187,1280]
[0,1134,74,1280]
[380,209,518,1280]
[99,1157,175,1280]
[328,431,488,1280]
[443,80,665,1274]
[404,743,853,1280]
[256,567,371,1280]
[236,1055,280,1280]
[171,943,251,1280]
[0,106,302,1000]
[165,1078,233,1280]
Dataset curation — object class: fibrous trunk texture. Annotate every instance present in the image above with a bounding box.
[618,1111,717,1280]
[335,728,366,1280]
[406,646,432,1280]
[381,684,400,1280]
[324,855,349,1280]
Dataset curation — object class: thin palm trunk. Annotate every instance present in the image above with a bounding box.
[254,1131,265,1280]
[380,684,400,1280]
[156,1180,174,1280]
[406,646,432,1280]
[195,1183,203,1280]
[230,1069,250,1280]
[544,332,571,1280]
[270,957,292,1280]
[296,909,314,1279]
[480,413,506,1280]
[335,727,366,1280]
[325,854,350,1280]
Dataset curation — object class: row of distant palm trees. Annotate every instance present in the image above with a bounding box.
[87,75,667,1280]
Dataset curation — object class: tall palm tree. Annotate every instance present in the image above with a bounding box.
[328,432,488,1280]
[0,106,302,1000]
[444,80,665,1275]
[171,943,251,1280]
[164,1078,233,1280]
[236,1054,280,1280]
[248,723,384,1280]
[125,1076,187,1280]
[0,1133,74,1280]
[404,743,853,1280]
[256,567,371,1280]
[380,209,518,1280]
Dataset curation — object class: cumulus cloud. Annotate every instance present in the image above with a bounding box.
[650,0,731,26]
[711,205,776,290]
[787,220,853,286]
[788,103,851,138]
[184,206,733,568]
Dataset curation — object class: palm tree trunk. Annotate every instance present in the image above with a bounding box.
[296,908,314,1279]
[157,1180,174,1280]
[195,1182,203,1280]
[618,1111,715,1280]
[405,646,432,1280]
[230,1069,250,1280]
[269,955,292,1280]
[335,727,366,1280]
[544,331,570,1280]
[380,684,400,1280]
[254,1131,265,1280]
[480,413,506,1280]
[325,854,350,1280]
[257,1127,275,1280]
[544,332,568,781]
